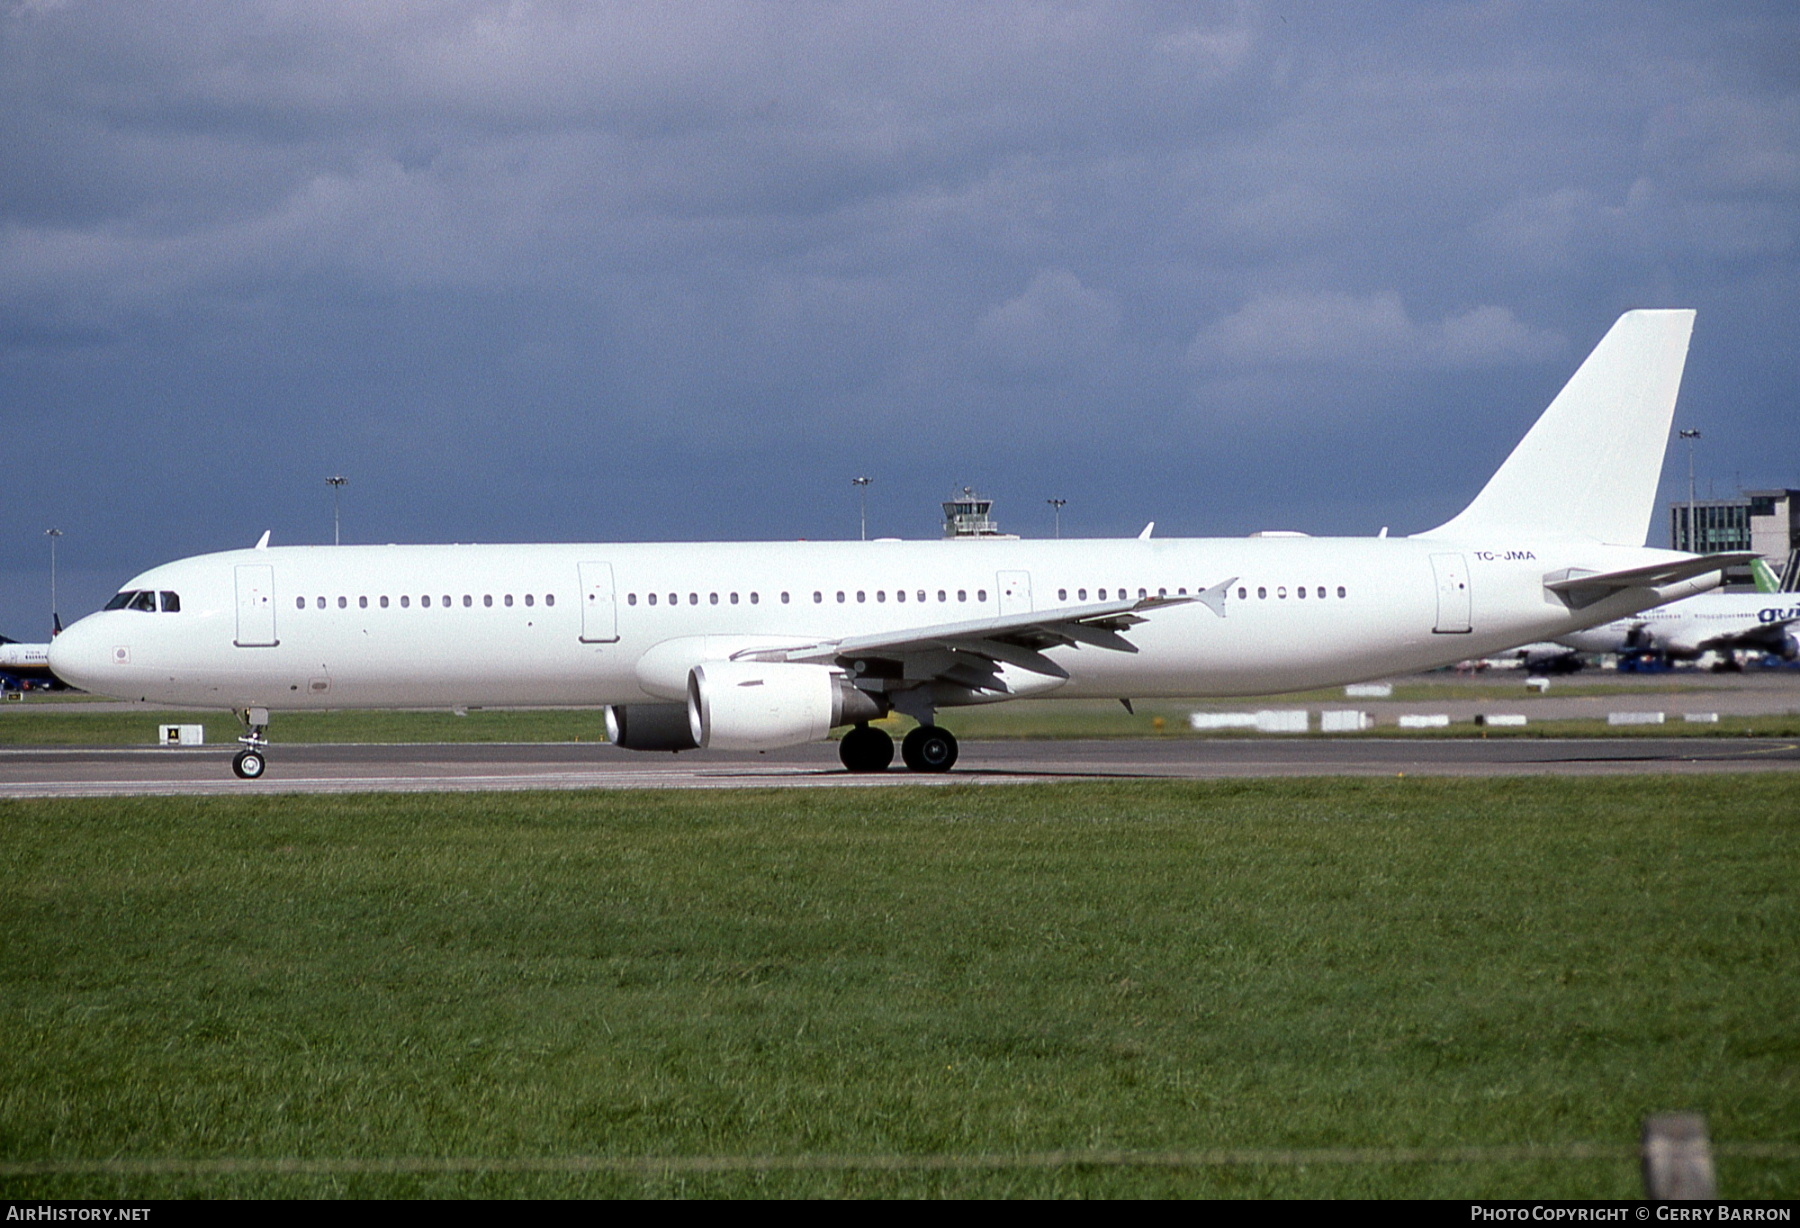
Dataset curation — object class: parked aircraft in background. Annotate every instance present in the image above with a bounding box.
[49,310,1750,779]
[0,636,60,691]
[1556,593,1800,665]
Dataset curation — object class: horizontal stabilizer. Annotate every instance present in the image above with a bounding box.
[1544,552,1758,608]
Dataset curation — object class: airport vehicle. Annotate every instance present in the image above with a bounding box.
[1556,593,1800,666]
[48,310,1750,779]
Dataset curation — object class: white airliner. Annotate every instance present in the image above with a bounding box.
[1556,592,1800,664]
[0,637,57,689]
[49,309,1751,780]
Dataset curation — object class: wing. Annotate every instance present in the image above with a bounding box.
[730,577,1235,695]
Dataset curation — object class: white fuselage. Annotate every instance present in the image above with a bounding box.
[48,535,1712,713]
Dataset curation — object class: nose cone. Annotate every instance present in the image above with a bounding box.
[46,616,120,695]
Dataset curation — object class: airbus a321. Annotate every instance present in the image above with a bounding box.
[49,309,1751,779]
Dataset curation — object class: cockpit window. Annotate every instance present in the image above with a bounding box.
[159,591,181,613]
[127,591,158,612]
[105,591,136,611]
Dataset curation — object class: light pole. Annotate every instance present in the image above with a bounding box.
[852,475,872,541]
[45,528,62,636]
[1679,430,1701,552]
[1046,498,1066,539]
[326,476,348,545]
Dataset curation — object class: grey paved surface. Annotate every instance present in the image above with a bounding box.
[2,736,1797,798]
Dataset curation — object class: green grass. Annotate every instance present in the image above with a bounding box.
[2,778,1796,1197]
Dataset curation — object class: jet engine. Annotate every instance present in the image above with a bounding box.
[604,703,699,752]
[1781,631,1799,662]
[687,661,884,751]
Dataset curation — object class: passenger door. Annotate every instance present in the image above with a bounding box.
[234,564,279,647]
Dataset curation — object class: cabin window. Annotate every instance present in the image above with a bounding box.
[1277,587,1287,599]
[977,589,987,602]
[647,593,656,605]
[1058,588,1067,601]
[295,597,305,610]
[684,593,694,606]
[894,590,903,602]
[484,594,494,607]
[526,594,536,607]
[1297,586,1306,599]
[1237,587,1247,600]
[710,593,719,605]
[1317,587,1327,599]
[1179,587,1187,596]
[1078,588,1087,601]
[729,592,738,604]
[440,594,449,608]
[938,590,947,602]
[422,595,432,608]
[1139,588,1148,599]
[957,590,967,602]
[338,596,348,609]
[381,596,390,608]
[917,590,926,603]
[359,596,368,609]
[504,595,512,607]
[752,593,761,604]
[837,592,846,603]
[1098,588,1107,600]
[856,591,866,603]
[463,595,472,607]
[1257,588,1266,600]
[401,596,411,608]
[1338,586,1347,598]
[814,592,822,603]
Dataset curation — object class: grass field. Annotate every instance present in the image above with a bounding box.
[2,777,1796,1197]
[4,699,1800,745]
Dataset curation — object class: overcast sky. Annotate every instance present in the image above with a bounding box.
[4,1,1798,637]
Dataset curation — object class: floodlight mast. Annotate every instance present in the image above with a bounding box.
[851,475,872,541]
[1047,498,1067,539]
[45,528,63,636]
[1678,430,1701,551]
[326,476,349,546]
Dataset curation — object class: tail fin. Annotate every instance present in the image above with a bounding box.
[1420,309,1695,546]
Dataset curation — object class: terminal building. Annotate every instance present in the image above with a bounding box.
[1670,489,1800,586]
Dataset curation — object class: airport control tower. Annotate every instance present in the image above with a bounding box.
[942,488,1020,540]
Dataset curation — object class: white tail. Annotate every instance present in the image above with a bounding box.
[1421,309,1695,546]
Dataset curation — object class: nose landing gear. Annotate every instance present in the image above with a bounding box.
[232,707,270,780]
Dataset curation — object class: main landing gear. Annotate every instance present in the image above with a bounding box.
[901,724,958,773]
[232,707,270,780]
[838,723,960,773]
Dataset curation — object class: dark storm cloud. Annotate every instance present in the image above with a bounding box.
[2,1,1797,634]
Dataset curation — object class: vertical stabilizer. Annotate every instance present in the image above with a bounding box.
[1420,309,1695,546]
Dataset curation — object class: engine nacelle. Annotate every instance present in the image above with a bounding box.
[1781,632,1799,662]
[605,703,700,752]
[686,661,884,751]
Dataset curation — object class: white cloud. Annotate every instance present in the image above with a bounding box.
[973,267,1121,372]
[1190,291,1564,370]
